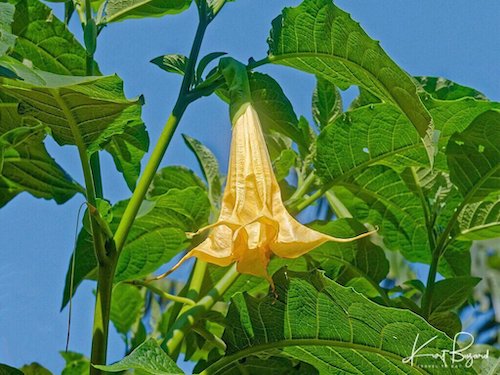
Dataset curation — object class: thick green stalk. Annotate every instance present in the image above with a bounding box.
[114,17,208,253]
[162,264,240,354]
[90,260,116,372]
[421,249,440,318]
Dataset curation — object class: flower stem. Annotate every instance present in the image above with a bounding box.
[162,264,240,355]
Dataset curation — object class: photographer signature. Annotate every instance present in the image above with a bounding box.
[402,332,489,368]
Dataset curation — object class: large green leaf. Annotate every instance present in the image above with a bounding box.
[95,338,182,374]
[0,60,148,186]
[103,0,192,24]
[115,187,210,282]
[316,98,500,184]
[9,0,97,75]
[202,270,474,374]
[268,0,435,162]
[332,166,428,262]
[0,102,81,206]
[0,66,143,153]
[0,2,16,56]
[62,186,210,308]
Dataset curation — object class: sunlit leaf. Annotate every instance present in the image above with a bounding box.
[104,0,192,24]
[268,0,435,162]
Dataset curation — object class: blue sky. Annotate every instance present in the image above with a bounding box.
[1,0,499,372]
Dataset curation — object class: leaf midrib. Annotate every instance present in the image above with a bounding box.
[202,338,429,375]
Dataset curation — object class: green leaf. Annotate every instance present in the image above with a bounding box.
[94,338,182,374]
[273,148,296,181]
[60,352,90,375]
[104,123,149,191]
[110,283,144,335]
[62,187,211,308]
[115,187,210,282]
[182,134,221,205]
[316,104,421,181]
[196,51,226,82]
[148,165,206,198]
[0,102,81,207]
[203,269,474,374]
[9,0,97,75]
[205,0,234,17]
[310,219,389,297]
[0,66,143,151]
[458,200,500,240]
[248,72,308,153]
[0,2,16,56]
[312,77,342,129]
[430,276,481,314]
[150,54,188,76]
[0,363,23,374]
[428,311,462,338]
[332,166,429,263]
[268,0,435,163]
[19,363,52,375]
[104,0,192,24]
[415,76,487,101]
[447,110,500,203]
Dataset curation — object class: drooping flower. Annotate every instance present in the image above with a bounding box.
[162,105,375,281]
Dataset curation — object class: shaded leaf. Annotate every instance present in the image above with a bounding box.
[19,363,52,375]
[0,2,16,56]
[94,338,182,374]
[0,66,143,153]
[268,0,435,162]
[104,123,149,190]
[430,276,481,314]
[182,134,221,205]
[312,77,342,129]
[110,283,144,335]
[273,148,296,181]
[0,102,81,207]
[447,110,500,203]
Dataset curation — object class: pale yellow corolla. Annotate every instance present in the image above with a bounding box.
[164,105,374,281]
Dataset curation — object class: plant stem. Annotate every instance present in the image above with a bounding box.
[114,17,208,253]
[129,280,195,306]
[162,264,239,354]
[90,259,116,373]
[286,172,316,205]
[289,187,326,214]
[421,248,440,318]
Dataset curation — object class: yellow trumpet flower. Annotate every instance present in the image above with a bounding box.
[161,105,375,281]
